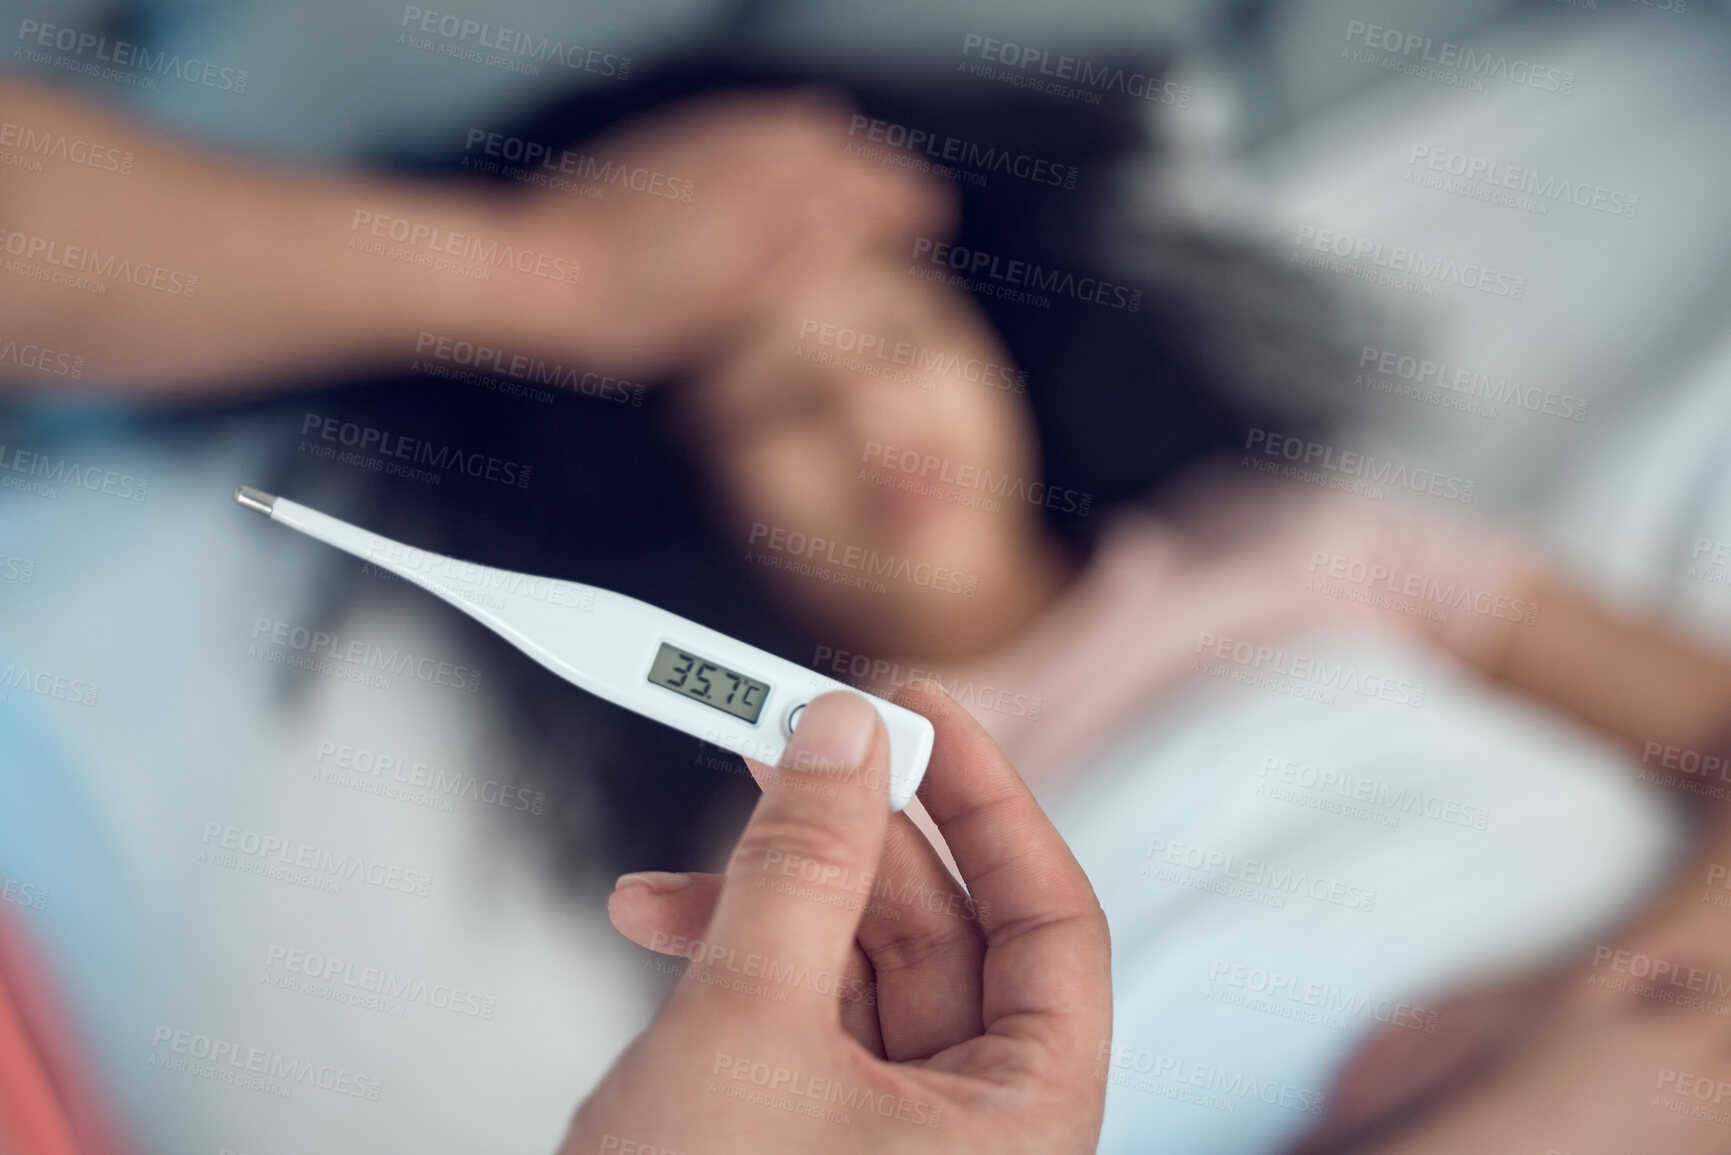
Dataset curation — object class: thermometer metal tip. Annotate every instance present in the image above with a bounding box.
[235,485,277,515]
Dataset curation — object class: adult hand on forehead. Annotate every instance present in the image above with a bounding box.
[531,90,957,380]
[564,684,1112,1154]
[0,78,949,396]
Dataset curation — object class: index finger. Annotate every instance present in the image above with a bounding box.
[610,89,956,242]
[892,680,1112,1060]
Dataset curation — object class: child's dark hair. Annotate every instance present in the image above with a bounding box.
[232,51,1352,885]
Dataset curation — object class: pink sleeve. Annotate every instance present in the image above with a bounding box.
[1276,488,1549,669]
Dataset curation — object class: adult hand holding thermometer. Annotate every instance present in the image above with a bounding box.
[234,486,933,810]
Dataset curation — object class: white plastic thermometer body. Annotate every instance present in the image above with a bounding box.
[235,487,932,810]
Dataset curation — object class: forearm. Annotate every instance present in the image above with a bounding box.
[1488,574,1731,758]
[0,76,577,395]
[0,80,953,396]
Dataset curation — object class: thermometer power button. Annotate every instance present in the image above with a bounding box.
[783,700,809,737]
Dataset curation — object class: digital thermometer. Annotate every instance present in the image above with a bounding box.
[235,486,932,809]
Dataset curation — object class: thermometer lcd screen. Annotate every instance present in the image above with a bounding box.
[647,643,770,724]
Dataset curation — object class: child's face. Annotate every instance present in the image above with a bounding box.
[679,245,1054,657]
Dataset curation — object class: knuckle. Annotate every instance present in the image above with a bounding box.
[868,921,977,976]
[731,814,869,877]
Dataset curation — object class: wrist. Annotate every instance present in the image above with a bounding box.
[362,184,594,368]
[280,174,587,372]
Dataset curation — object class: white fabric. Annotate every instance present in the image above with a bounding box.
[1055,627,1679,1155]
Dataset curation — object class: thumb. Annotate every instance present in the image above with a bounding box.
[695,692,891,999]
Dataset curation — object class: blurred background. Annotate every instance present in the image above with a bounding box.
[4,1,1731,1152]
[16,0,1715,617]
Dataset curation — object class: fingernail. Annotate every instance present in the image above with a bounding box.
[613,871,693,894]
[785,693,875,774]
